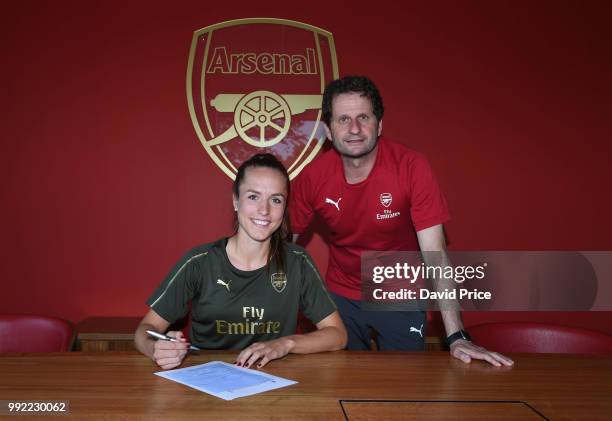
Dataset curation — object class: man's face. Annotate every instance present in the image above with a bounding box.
[324,92,382,159]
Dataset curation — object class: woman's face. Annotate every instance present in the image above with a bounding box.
[233,166,288,244]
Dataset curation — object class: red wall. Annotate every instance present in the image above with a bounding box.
[2,1,611,332]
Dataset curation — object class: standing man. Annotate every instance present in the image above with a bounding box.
[290,76,512,366]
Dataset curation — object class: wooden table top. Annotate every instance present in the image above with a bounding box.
[0,351,610,420]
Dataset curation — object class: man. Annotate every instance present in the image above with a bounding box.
[290,76,512,366]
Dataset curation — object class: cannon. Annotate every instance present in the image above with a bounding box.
[207,91,322,147]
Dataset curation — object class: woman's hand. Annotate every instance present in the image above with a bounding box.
[135,310,191,370]
[234,312,346,369]
[152,330,190,370]
[235,337,295,369]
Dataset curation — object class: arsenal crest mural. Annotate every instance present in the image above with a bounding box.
[187,18,339,179]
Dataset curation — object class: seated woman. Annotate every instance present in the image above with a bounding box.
[135,153,347,370]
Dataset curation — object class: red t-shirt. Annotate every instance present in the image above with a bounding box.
[290,137,450,300]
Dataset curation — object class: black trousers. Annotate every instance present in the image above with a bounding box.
[331,292,427,351]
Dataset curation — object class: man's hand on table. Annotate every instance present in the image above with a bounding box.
[450,339,514,367]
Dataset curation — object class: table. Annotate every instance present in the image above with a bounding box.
[1,351,610,419]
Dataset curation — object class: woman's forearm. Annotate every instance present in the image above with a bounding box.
[285,325,347,354]
[134,323,158,360]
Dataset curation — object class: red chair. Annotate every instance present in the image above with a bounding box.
[469,322,612,355]
[0,315,75,352]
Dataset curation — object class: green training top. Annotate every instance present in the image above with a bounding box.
[146,238,337,350]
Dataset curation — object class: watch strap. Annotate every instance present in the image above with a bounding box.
[447,329,472,346]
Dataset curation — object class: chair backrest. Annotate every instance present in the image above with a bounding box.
[469,322,612,355]
[0,314,75,352]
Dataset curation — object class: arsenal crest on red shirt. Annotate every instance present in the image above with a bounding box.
[380,193,393,207]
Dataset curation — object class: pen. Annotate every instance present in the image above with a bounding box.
[146,330,201,351]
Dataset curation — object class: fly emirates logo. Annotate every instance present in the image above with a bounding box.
[215,306,281,335]
[376,193,400,221]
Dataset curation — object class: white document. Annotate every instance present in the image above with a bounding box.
[155,361,297,400]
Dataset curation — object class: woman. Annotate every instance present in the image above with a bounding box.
[135,153,347,370]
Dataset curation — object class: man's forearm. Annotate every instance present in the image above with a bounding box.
[440,309,464,336]
[421,249,464,336]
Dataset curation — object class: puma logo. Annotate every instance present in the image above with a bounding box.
[217,279,231,292]
[410,324,424,338]
[325,197,342,211]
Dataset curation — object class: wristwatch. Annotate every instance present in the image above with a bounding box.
[446,329,472,346]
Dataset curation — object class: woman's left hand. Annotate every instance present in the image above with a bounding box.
[235,337,295,369]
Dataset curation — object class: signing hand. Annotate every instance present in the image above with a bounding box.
[235,337,294,369]
[152,330,190,370]
[450,339,514,367]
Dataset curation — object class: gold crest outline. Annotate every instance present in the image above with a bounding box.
[186,18,339,180]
